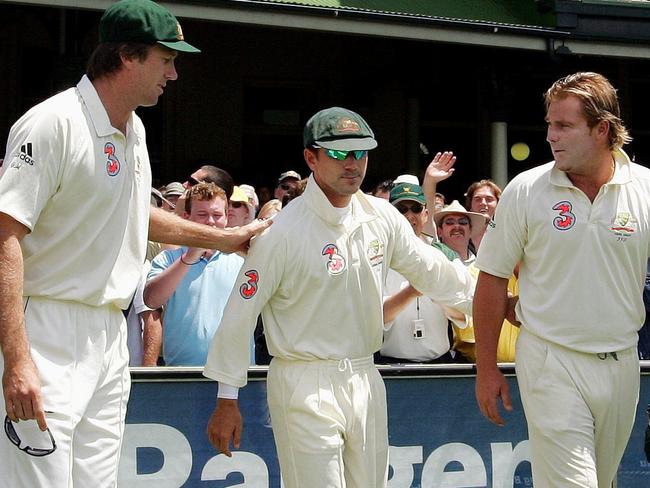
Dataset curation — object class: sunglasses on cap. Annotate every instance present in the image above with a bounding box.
[396,202,424,214]
[4,415,57,457]
[314,147,367,161]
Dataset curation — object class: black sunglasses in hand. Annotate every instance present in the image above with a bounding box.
[4,414,57,457]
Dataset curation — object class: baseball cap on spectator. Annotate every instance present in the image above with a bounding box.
[393,174,419,186]
[434,200,488,229]
[304,107,377,151]
[230,185,256,222]
[389,183,426,206]
[150,187,172,207]
[239,184,259,210]
[230,186,250,206]
[99,0,200,53]
[278,171,301,185]
[162,181,185,198]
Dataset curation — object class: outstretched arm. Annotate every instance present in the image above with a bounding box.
[148,206,271,254]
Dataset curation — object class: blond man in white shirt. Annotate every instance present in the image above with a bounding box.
[474,72,650,488]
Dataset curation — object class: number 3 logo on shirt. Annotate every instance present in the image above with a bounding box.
[239,270,259,299]
[104,142,120,176]
[552,200,576,231]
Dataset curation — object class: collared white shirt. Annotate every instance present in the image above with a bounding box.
[0,76,151,308]
[204,175,474,387]
[476,149,650,353]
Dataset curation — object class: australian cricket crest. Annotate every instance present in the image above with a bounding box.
[367,239,384,267]
[609,211,637,240]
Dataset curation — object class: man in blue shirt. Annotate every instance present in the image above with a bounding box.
[144,182,243,365]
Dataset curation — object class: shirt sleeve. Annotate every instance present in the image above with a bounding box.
[385,205,475,316]
[475,178,527,278]
[203,227,285,387]
[0,109,66,230]
[133,262,154,314]
[147,249,178,281]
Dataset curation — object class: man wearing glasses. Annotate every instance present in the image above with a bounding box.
[434,200,487,265]
[203,107,475,487]
[273,170,302,202]
[0,1,268,487]
[377,183,460,364]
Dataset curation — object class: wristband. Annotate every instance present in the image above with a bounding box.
[217,383,239,400]
[180,253,201,265]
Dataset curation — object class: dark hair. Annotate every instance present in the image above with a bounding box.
[86,42,151,81]
[372,179,393,196]
[197,165,234,199]
[281,178,307,206]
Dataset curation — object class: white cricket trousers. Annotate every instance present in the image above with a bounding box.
[267,356,389,488]
[515,328,639,488]
[0,297,131,487]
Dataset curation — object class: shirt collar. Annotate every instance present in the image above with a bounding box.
[610,148,633,185]
[549,147,633,188]
[76,75,138,139]
[303,174,377,227]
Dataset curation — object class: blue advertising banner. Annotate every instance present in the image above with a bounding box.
[118,366,650,487]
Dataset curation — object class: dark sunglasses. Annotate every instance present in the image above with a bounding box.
[443,217,470,226]
[4,415,57,457]
[184,176,202,188]
[230,201,245,209]
[396,202,424,214]
[279,183,293,191]
[319,148,367,161]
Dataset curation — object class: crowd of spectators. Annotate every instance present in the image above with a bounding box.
[128,157,650,366]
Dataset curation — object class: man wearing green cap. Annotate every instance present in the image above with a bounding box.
[377,182,459,364]
[204,107,474,487]
[0,1,269,487]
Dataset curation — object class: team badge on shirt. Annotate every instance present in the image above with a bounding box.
[609,211,636,240]
[322,244,346,275]
[239,269,259,299]
[367,239,384,267]
[104,142,121,176]
[551,200,576,231]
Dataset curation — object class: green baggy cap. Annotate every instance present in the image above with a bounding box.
[389,183,426,206]
[304,107,377,151]
[100,0,200,53]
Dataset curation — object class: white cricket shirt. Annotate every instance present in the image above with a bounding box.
[476,150,650,353]
[0,76,151,309]
[204,175,474,387]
